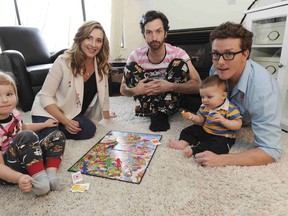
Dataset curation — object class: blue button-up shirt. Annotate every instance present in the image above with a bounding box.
[210,59,282,161]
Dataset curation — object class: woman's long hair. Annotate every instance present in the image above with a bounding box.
[65,20,110,81]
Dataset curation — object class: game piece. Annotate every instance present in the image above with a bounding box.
[71,171,83,184]
[101,134,117,144]
[70,183,90,193]
[151,139,161,145]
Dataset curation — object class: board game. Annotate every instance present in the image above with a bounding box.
[68,130,162,184]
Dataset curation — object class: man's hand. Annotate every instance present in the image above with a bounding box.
[122,77,175,97]
[146,79,173,96]
[195,151,224,167]
[133,77,156,96]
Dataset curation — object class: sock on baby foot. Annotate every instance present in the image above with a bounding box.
[32,171,50,196]
[46,169,64,191]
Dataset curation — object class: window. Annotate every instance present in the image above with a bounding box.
[0,0,111,52]
[0,0,18,26]
[85,0,111,40]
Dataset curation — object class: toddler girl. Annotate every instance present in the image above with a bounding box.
[0,71,66,196]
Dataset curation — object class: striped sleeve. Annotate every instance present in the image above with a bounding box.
[227,103,242,120]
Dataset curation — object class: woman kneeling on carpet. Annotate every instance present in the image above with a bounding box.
[31,20,116,140]
[0,71,66,196]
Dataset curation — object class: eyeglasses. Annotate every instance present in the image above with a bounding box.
[209,50,243,61]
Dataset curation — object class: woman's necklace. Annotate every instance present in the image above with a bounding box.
[84,61,95,82]
[84,61,94,77]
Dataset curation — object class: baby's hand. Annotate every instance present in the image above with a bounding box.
[45,118,59,128]
[18,174,33,193]
[181,110,194,121]
[213,112,225,123]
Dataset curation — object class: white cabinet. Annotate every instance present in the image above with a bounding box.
[244,2,288,131]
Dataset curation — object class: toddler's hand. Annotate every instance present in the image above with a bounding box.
[18,174,33,193]
[45,118,59,128]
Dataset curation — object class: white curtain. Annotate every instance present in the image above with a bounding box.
[109,0,124,60]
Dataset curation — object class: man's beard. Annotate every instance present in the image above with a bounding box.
[148,40,164,51]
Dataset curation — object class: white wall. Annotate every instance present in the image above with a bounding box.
[149,0,254,30]
[119,0,255,60]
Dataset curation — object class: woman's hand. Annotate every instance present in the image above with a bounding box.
[64,119,81,134]
[103,111,117,119]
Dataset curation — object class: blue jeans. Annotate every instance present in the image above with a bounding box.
[32,114,96,140]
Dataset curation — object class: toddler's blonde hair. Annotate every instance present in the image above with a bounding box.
[0,71,18,100]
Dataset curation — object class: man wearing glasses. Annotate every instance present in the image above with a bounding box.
[196,21,282,167]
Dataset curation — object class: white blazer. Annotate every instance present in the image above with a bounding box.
[31,54,110,123]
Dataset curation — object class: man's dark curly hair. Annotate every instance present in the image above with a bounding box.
[210,22,254,54]
[139,10,170,37]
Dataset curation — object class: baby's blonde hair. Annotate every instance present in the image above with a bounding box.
[0,71,18,100]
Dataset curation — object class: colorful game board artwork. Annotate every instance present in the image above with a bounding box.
[68,130,162,184]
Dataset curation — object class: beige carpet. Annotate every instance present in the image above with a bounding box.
[1,96,288,216]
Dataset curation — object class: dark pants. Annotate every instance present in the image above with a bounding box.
[32,114,96,140]
[180,124,235,155]
[1,130,66,184]
[124,59,201,116]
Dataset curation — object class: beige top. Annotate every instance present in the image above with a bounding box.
[31,54,110,123]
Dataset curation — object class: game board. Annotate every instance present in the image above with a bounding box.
[68,130,162,184]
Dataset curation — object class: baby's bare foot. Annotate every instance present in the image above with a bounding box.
[168,139,188,150]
